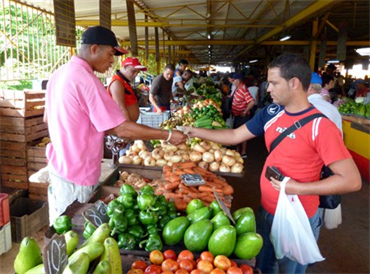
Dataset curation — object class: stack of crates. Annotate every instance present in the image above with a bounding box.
[137,108,171,129]
[0,89,48,190]
[0,193,12,256]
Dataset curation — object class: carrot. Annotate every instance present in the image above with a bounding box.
[174,169,186,175]
[212,178,228,186]
[183,168,196,174]
[204,180,223,188]
[183,195,193,203]
[188,192,202,199]
[198,185,223,193]
[172,198,188,211]
[173,162,196,169]
[155,189,164,195]
[223,185,234,195]
[164,181,180,190]
[170,174,181,182]
[201,195,216,203]
[163,192,182,200]
[193,167,212,176]
[189,186,200,193]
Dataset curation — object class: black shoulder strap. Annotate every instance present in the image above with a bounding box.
[270,113,326,153]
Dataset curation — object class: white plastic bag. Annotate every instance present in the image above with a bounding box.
[270,177,325,265]
[324,204,342,229]
[225,114,234,128]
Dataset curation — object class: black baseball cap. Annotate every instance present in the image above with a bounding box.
[81,26,128,56]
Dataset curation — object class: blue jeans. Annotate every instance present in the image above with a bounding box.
[256,206,323,274]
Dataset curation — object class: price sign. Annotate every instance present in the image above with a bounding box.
[213,189,235,224]
[82,200,109,228]
[181,174,206,186]
[43,234,68,274]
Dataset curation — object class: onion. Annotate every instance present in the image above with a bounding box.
[189,151,202,162]
[222,155,236,167]
[144,157,156,166]
[171,155,183,163]
[131,144,141,153]
[214,149,223,162]
[135,140,147,151]
[119,171,129,181]
[118,156,132,164]
[152,148,164,160]
[132,156,142,165]
[211,142,222,149]
[139,150,152,159]
[209,162,220,172]
[234,151,241,158]
[235,156,244,164]
[181,153,190,162]
[177,143,188,151]
[198,161,209,170]
[193,144,206,153]
[202,151,215,163]
[231,162,244,173]
[163,151,174,161]
[156,159,168,167]
[200,141,212,151]
[225,149,235,157]
[162,144,178,153]
[126,149,137,157]
[219,163,231,173]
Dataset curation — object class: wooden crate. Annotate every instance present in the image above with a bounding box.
[0,89,45,118]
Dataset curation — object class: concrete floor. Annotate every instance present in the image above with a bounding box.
[0,136,369,273]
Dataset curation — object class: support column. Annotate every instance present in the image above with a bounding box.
[309,19,318,70]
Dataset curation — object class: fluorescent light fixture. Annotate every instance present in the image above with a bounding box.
[249,60,258,63]
[327,60,340,64]
[208,45,211,49]
[279,35,291,41]
[245,65,250,68]
[207,34,211,39]
[356,47,370,56]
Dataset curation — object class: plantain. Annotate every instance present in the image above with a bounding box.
[99,237,122,274]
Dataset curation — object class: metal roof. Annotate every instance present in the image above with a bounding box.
[22,0,370,66]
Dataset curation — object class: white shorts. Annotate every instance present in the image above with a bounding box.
[48,171,97,225]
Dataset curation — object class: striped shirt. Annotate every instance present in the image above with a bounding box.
[231,83,254,116]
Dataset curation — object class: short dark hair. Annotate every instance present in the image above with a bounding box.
[321,74,334,86]
[164,64,175,71]
[269,53,312,91]
[178,59,189,65]
[184,69,193,75]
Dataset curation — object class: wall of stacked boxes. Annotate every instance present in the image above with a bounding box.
[0,89,49,201]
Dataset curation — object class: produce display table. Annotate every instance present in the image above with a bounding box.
[342,115,370,182]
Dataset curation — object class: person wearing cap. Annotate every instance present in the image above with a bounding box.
[184,53,361,274]
[354,79,369,98]
[231,73,255,158]
[44,26,186,225]
[107,57,147,122]
[149,64,176,113]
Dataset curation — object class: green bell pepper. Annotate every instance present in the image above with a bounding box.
[120,184,137,197]
[107,199,125,218]
[128,225,145,241]
[139,210,158,226]
[168,211,181,220]
[139,233,163,252]
[154,200,168,216]
[146,224,158,235]
[156,194,167,205]
[53,215,72,235]
[139,185,155,195]
[82,221,96,240]
[125,208,139,226]
[137,193,156,211]
[116,193,135,209]
[109,212,128,236]
[158,215,171,230]
[167,201,177,213]
[117,233,136,250]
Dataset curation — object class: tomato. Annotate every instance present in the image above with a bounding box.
[128,269,144,274]
[213,255,231,271]
[197,259,214,273]
[190,270,204,274]
[132,260,147,270]
[150,250,164,265]
[226,267,243,274]
[200,251,214,263]
[145,264,162,274]
[176,269,190,274]
[239,264,253,274]
[179,259,194,272]
[162,271,174,274]
[178,250,194,262]
[230,260,237,268]
[210,268,226,274]
[162,259,180,272]
[164,249,177,261]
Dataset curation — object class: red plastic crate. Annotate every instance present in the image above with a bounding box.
[0,193,10,227]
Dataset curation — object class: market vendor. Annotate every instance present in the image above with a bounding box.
[107,56,147,122]
[172,69,194,96]
[184,53,361,274]
[149,64,177,113]
[174,59,189,76]
[354,79,369,98]
[44,26,187,225]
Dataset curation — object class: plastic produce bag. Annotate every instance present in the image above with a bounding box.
[225,114,235,128]
[270,177,325,265]
[324,204,342,229]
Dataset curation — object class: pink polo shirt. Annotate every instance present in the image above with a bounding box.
[45,56,125,186]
